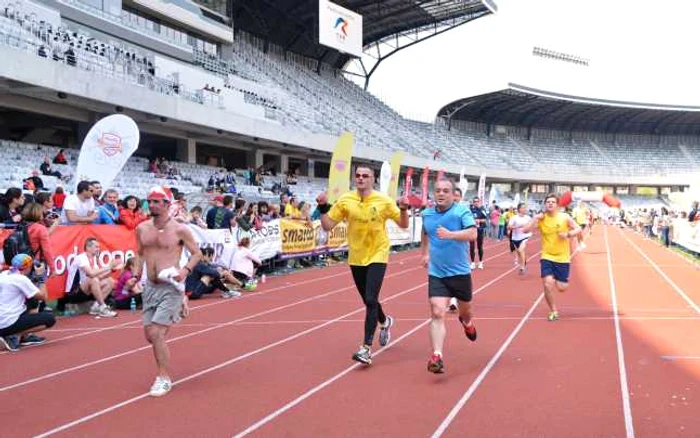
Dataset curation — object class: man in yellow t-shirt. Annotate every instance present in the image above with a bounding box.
[283,196,301,219]
[523,193,581,321]
[317,165,409,365]
[571,200,589,250]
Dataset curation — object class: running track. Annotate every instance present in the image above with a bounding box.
[1,226,698,437]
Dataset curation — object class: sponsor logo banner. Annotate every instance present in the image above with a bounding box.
[671,219,700,253]
[0,217,419,299]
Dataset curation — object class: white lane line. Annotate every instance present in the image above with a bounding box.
[10,248,519,389]
[431,236,591,437]
[0,257,397,357]
[2,265,422,392]
[430,293,543,438]
[233,252,541,438]
[660,356,700,361]
[617,227,700,315]
[604,225,636,438]
[34,281,427,438]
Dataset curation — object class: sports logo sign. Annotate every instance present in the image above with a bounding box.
[319,0,363,57]
[74,114,139,192]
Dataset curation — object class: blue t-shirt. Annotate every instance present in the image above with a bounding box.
[422,203,476,278]
[93,203,120,225]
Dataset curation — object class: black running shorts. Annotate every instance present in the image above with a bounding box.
[428,274,473,302]
[512,237,529,249]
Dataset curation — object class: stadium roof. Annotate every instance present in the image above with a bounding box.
[231,0,492,68]
[437,86,700,136]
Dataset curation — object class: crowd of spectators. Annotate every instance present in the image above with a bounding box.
[0,165,335,352]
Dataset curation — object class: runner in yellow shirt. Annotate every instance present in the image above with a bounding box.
[571,200,589,250]
[317,166,410,365]
[522,193,581,321]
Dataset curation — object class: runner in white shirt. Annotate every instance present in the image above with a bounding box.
[507,203,533,275]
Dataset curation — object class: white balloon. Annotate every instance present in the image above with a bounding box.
[379,161,392,194]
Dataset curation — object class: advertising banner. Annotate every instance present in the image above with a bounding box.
[318,0,363,57]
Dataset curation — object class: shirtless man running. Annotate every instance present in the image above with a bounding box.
[136,187,202,397]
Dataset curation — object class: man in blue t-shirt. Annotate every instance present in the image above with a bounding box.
[421,179,478,374]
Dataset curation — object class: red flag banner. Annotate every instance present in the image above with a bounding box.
[0,225,137,300]
[404,168,414,196]
[421,166,430,206]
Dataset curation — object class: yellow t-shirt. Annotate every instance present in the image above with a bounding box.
[327,191,401,266]
[284,204,301,219]
[505,210,516,225]
[572,207,588,225]
[538,212,573,263]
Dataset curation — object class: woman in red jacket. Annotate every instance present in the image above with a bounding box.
[22,203,56,277]
[119,195,149,230]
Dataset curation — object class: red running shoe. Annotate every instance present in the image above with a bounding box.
[427,353,445,374]
[459,317,477,342]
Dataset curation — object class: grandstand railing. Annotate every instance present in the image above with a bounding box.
[0,29,290,120]
[58,0,191,51]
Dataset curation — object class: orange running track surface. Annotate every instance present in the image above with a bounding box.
[1,227,698,438]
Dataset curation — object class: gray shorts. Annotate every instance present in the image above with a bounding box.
[142,282,183,327]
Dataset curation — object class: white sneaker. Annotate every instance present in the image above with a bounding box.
[579,243,587,250]
[448,298,458,312]
[89,302,101,315]
[221,290,242,299]
[478,262,484,270]
[158,267,186,293]
[470,262,476,269]
[149,376,172,397]
[98,304,117,318]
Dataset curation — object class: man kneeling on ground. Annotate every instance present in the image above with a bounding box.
[0,254,56,352]
[185,247,242,299]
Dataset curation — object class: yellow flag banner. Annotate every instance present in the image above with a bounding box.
[388,150,405,199]
[280,220,318,257]
[279,219,349,259]
[327,132,354,203]
[326,221,348,250]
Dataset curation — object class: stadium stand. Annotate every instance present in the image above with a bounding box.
[0,0,697,197]
[0,0,697,329]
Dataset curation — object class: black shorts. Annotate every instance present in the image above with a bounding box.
[579,223,587,230]
[512,237,529,249]
[0,310,56,337]
[428,275,473,302]
[540,259,571,283]
[232,271,249,283]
